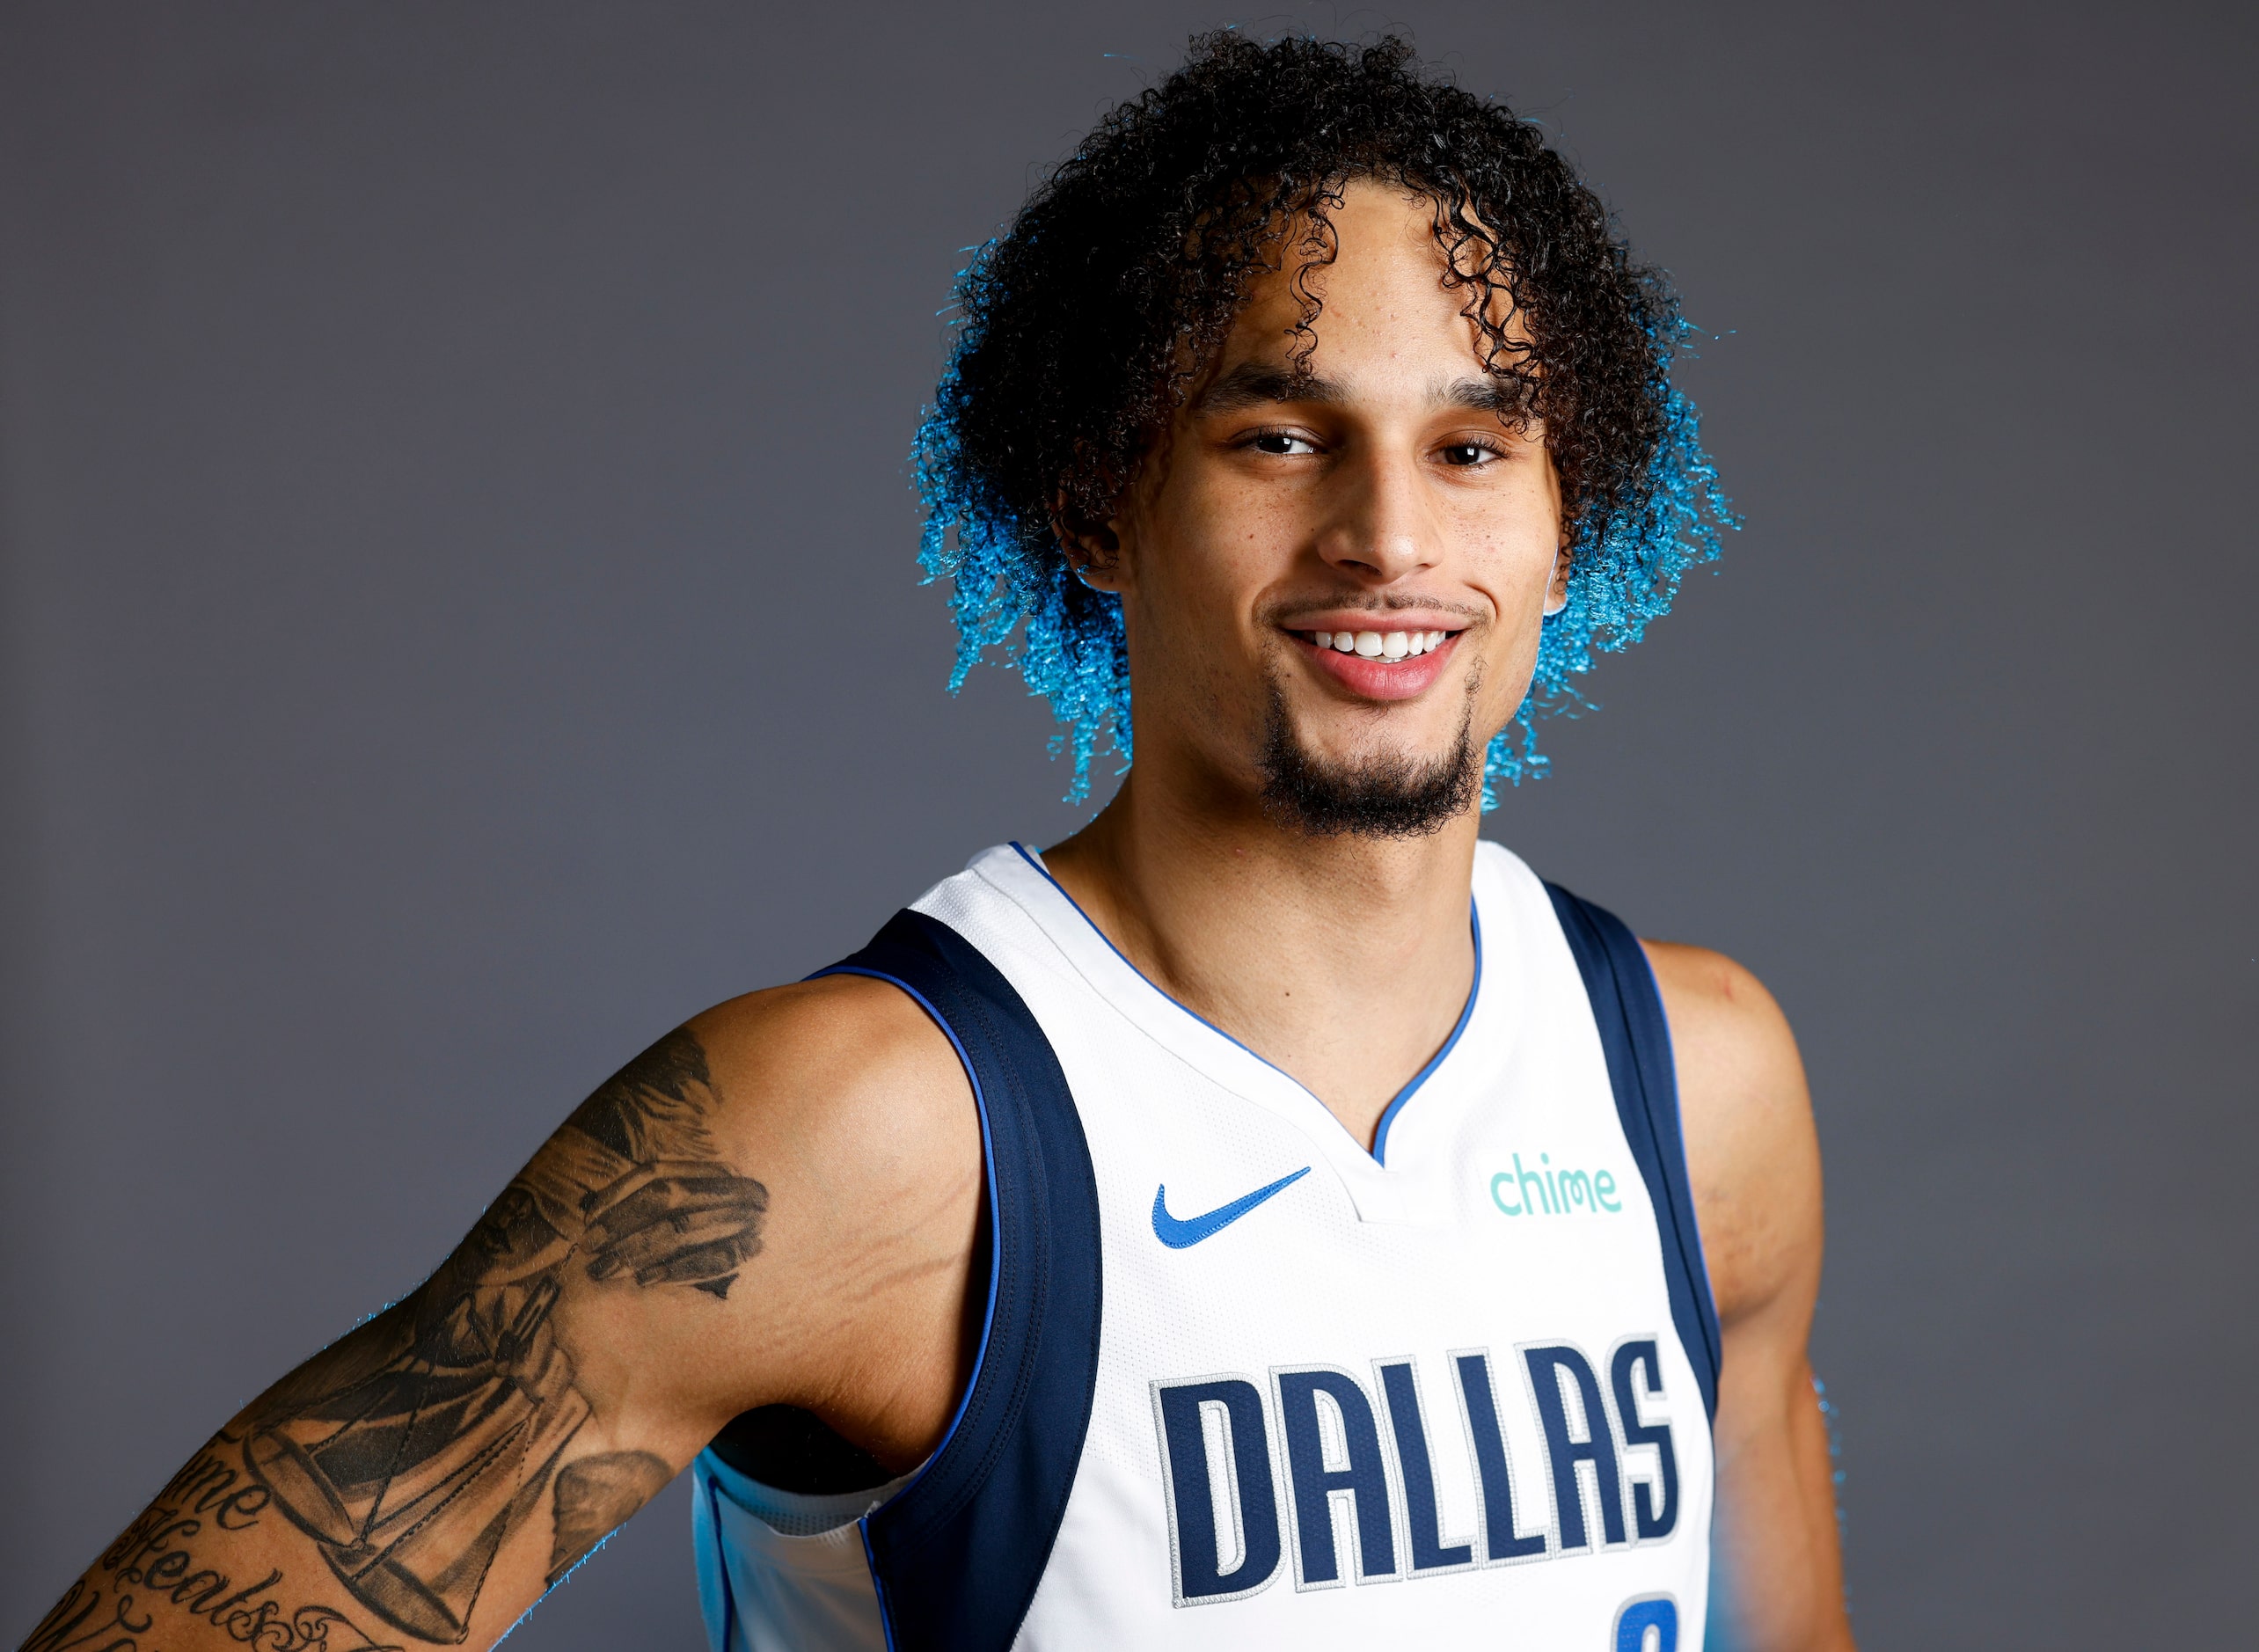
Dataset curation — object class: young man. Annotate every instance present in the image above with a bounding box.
[30,34,1851,1652]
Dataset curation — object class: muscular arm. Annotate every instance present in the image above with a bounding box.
[26,976,980,1652]
[1645,941,1854,1652]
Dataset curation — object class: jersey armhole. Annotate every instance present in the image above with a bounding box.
[811,909,1104,1652]
[1544,883,1724,1422]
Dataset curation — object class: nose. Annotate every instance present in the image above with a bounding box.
[1312,446,1440,584]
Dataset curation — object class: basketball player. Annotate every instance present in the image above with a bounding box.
[29,34,1853,1652]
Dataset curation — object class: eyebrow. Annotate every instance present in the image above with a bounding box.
[1192,360,1532,423]
[1192,362,1346,413]
[1440,375,1534,422]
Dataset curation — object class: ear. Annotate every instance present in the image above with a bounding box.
[1054,492,1130,595]
[1542,544,1572,617]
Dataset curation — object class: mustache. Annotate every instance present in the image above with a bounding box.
[1260,596,1488,627]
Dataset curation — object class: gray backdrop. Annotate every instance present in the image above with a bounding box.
[3,3,2252,1647]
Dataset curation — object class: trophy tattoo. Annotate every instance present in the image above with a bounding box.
[241,1029,765,1643]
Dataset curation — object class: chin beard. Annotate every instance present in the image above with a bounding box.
[1256,683,1482,839]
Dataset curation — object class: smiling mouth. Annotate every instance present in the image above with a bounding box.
[1298,626,1454,661]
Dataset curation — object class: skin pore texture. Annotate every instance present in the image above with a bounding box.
[30,182,1846,1652]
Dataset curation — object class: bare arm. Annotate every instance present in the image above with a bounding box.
[26,976,979,1652]
[1646,940,1854,1652]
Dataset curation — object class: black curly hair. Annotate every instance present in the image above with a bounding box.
[914,31,1730,802]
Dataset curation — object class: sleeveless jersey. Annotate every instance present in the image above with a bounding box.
[692,840,1720,1652]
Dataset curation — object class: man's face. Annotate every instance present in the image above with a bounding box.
[1090,180,1563,835]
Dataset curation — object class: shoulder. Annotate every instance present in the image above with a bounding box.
[684,972,977,1183]
[1638,939,1824,1328]
[1637,941,1802,1112]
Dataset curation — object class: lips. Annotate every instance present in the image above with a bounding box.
[1292,626,1462,703]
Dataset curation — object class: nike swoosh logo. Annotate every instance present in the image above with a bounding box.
[1151,1166,1312,1249]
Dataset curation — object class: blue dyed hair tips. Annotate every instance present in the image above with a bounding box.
[909,34,1736,807]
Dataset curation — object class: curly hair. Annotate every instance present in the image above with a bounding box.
[913,31,1733,804]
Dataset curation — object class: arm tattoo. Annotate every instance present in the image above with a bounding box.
[544,1451,673,1585]
[25,1444,404,1651]
[225,1027,765,1644]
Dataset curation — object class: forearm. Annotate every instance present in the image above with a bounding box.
[25,1296,685,1652]
[26,1025,768,1652]
[31,1426,522,1652]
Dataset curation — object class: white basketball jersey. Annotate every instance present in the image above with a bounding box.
[694,840,1719,1652]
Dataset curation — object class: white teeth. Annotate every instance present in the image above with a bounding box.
[1319,628,1454,660]
[1310,626,1451,661]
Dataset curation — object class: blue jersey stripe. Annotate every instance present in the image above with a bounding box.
[1545,884,1724,1422]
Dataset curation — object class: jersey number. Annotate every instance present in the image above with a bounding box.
[1613,1594,1678,1652]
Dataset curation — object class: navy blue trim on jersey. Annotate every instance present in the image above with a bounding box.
[1544,885,1723,1422]
[811,909,1104,1652]
[1371,906,1481,1163]
[1009,841,1478,1166]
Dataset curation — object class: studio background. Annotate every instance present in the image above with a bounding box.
[3,3,2251,1646]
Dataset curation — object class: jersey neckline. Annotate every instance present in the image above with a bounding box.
[1001,841,1481,1171]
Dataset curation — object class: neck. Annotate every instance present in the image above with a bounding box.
[1041,766,1480,1151]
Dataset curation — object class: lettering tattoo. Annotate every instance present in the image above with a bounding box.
[25,1445,402,1652]
[223,1027,765,1644]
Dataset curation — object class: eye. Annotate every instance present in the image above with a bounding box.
[1244,428,1319,457]
[1438,441,1502,468]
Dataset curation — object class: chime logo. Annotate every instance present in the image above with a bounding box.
[1489,1151,1624,1217]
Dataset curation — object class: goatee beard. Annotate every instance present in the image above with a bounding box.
[1255,682,1481,839]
